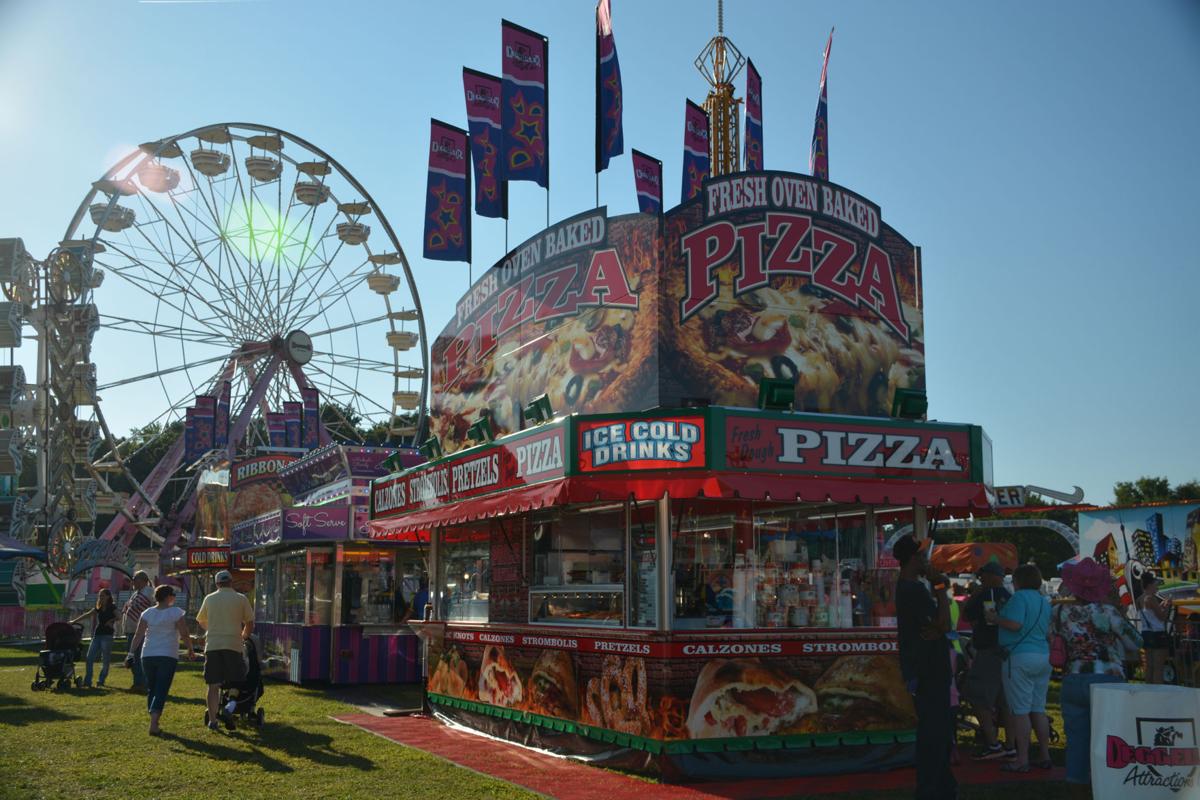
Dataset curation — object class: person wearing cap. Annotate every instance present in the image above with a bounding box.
[961,561,1014,761]
[1050,557,1142,796]
[121,570,154,690]
[893,534,957,800]
[196,570,254,732]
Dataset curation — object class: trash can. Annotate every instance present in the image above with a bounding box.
[1091,682,1200,798]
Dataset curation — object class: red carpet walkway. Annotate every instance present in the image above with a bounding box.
[334,713,1066,799]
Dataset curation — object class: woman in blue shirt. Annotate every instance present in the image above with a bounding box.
[986,563,1052,772]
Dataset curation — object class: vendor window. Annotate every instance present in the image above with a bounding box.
[671,500,874,630]
[254,556,277,623]
[280,552,307,624]
[529,504,625,626]
[308,549,334,626]
[438,524,490,622]
[341,548,425,626]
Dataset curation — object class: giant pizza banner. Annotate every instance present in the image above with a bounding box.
[429,208,660,453]
[661,171,925,419]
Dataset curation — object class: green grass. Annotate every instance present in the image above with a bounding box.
[0,643,535,800]
[0,642,1074,800]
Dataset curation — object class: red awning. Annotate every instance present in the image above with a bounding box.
[368,471,991,537]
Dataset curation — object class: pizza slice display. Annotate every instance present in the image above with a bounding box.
[685,658,818,739]
[477,644,524,707]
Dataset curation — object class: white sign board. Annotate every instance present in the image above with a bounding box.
[1092,683,1200,798]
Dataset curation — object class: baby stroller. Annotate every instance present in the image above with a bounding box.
[204,637,265,730]
[32,622,83,691]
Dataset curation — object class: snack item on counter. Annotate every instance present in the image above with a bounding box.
[428,648,470,698]
[478,644,524,707]
[525,650,579,720]
[812,654,916,729]
[685,658,817,739]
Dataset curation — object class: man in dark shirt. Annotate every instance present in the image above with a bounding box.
[961,562,1014,759]
[894,534,957,800]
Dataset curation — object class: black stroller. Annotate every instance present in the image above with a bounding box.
[31,622,83,691]
[204,637,265,730]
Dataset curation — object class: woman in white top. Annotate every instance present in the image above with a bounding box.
[1138,573,1169,684]
[129,585,195,735]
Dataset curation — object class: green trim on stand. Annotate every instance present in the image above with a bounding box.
[426,692,916,756]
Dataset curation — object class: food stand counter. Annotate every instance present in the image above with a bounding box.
[370,407,993,777]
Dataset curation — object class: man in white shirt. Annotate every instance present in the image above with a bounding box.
[196,570,254,731]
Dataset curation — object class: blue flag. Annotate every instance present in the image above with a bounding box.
[501,20,549,187]
[596,0,624,172]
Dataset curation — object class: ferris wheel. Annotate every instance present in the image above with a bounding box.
[3,122,428,580]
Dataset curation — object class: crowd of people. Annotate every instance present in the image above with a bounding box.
[894,535,1154,800]
[74,568,254,736]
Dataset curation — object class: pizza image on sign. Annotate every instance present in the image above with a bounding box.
[661,172,924,418]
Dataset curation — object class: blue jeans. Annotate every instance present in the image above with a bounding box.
[84,634,113,686]
[1061,672,1122,784]
[129,636,145,686]
[141,656,178,713]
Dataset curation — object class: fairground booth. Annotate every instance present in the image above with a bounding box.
[368,168,996,779]
[229,443,428,685]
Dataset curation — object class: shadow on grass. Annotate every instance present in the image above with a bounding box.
[0,692,85,726]
[253,721,377,771]
[157,730,293,773]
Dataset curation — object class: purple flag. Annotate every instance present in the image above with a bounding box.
[266,412,288,448]
[283,401,302,449]
[744,59,763,171]
[681,99,710,203]
[423,119,471,263]
[184,407,199,463]
[215,380,231,447]
[595,0,623,172]
[631,149,663,214]
[809,29,832,181]
[301,387,320,449]
[501,20,549,187]
[463,68,507,219]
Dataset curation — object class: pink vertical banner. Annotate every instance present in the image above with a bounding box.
[681,99,710,202]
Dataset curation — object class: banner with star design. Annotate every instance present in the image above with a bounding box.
[681,99,710,203]
[501,20,549,188]
[423,119,472,263]
[809,29,832,181]
[744,59,763,171]
[595,0,623,173]
[463,68,507,219]
[631,149,662,213]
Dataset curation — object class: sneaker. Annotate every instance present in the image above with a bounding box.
[1003,747,1018,760]
[973,743,1008,760]
[207,721,220,732]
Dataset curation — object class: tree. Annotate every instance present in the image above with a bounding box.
[1113,476,1200,505]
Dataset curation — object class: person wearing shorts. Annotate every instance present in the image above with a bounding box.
[196,570,254,732]
[962,562,1013,760]
[991,564,1053,773]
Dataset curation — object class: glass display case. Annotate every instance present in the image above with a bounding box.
[672,500,877,630]
[438,524,491,622]
[529,586,624,626]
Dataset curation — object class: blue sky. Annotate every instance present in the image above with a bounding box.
[0,0,1197,504]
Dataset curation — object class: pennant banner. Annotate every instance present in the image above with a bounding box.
[595,0,623,172]
[744,58,763,171]
[266,412,288,449]
[631,149,663,214]
[283,401,303,449]
[501,19,549,187]
[681,99,710,203]
[463,68,507,219]
[215,380,231,448]
[423,119,471,263]
[809,30,832,181]
[184,407,199,463]
[301,387,320,450]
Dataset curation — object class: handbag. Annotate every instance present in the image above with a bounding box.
[1049,606,1068,669]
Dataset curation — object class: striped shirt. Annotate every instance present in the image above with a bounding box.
[123,587,153,634]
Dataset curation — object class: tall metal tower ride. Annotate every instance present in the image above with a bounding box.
[694,0,745,177]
